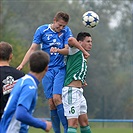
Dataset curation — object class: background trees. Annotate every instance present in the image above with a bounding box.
[1,0,132,119]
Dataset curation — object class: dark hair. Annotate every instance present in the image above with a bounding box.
[29,50,50,73]
[76,32,91,41]
[0,41,12,61]
[54,11,69,22]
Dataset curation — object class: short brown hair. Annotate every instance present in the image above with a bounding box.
[29,50,50,73]
[0,41,12,61]
[54,11,69,22]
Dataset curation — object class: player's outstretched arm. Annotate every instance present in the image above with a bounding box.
[68,37,90,59]
[16,105,52,131]
[17,43,39,70]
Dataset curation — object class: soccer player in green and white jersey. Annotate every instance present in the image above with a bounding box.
[62,32,92,133]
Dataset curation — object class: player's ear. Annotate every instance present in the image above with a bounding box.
[45,65,48,72]
[53,17,56,23]
[9,53,13,60]
[79,40,82,45]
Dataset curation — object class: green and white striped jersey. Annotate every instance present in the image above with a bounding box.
[64,47,88,86]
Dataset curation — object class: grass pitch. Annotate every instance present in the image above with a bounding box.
[29,121,133,133]
[29,127,132,133]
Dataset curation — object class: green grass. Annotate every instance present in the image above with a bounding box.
[29,122,133,133]
[92,128,132,133]
[29,126,133,133]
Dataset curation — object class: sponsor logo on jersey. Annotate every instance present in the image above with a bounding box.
[29,86,36,89]
[3,79,18,95]
[46,34,52,40]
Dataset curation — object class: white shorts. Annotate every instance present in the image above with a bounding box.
[62,86,87,119]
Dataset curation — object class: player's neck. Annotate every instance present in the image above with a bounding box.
[50,24,56,32]
[0,61,10,66]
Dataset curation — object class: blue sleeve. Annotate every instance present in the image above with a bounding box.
[32,26,43,44]
[64,26,73,45]
[16,105,47,130]
[17,83,36,111]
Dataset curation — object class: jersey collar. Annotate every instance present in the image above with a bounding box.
[27,73,40,86]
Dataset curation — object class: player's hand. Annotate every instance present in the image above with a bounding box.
[83,51,90,59]
[50,47,58,53]
[17,65,23,70]
[45,121,52,132]
[82,81,88,87]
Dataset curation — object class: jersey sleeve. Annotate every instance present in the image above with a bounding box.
[16,105,47,130]
[68,46,79,55]
[64,27,73,45]
[32,26,43,44]
[17,83,36,111]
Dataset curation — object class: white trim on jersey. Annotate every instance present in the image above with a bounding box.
[68,47,79,55]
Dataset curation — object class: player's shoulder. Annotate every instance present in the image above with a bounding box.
[20,75,38,90]
[37,24,49,31]
[68,46,79,55]
[10,66,24,75]
[0,66,24,76]
[64,25,71,31]
[22,74,37,84]
[62,26,72,35]
[35,24,51,35]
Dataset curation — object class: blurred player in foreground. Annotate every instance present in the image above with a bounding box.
[0,41,25,120]
[63,32,92,133]
[0,50,52,133]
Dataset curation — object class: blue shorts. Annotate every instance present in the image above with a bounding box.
[42,67,66,99]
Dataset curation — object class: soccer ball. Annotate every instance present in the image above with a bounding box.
[82,11,99,28]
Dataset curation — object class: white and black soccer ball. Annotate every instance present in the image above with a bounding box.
[6,76,14,84]
[82,11,99,28]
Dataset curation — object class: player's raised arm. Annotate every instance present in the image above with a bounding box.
[68,37,90,59]
[17,43,39,70]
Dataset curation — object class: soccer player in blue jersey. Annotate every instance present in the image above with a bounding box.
[17,11,89,133]
[0,51,52,133]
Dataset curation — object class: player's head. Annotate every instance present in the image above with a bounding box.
[54,11,69,22]
[0,41,13,61]
[29,50,50,73]
[77,32,92,52]
[52,11,69,32]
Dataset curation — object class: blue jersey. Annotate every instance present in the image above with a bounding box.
[33,24,73,68]
[0,74,39,133]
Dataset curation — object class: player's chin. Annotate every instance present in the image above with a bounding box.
[85,49,90,52]
[56,28,61,32]
[87,47,92,51]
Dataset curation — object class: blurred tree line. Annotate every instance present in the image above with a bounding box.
[0,0,133,119]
